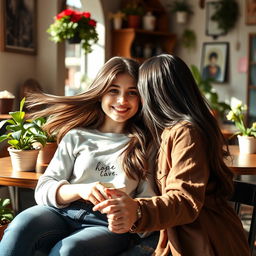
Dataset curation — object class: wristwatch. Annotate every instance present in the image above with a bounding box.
[129,203,142,232]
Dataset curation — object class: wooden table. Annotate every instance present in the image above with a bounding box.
[0,157,41,213]
[226,145,256,175]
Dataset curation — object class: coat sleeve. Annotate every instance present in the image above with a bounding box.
[133,124,210,232]
[34,132,76,208]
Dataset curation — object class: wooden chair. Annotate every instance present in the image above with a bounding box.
[229,180,256,253]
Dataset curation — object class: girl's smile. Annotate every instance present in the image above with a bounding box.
[100,73,140,133]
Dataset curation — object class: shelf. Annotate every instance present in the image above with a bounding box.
[113,28,174,36]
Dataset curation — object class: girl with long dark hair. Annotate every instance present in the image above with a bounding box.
[94,54,250,256]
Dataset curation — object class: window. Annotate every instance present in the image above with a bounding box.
[65,0,105,96]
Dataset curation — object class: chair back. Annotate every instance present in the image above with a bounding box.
[230,180,256,253]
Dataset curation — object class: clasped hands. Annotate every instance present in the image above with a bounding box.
[86,182,138,234]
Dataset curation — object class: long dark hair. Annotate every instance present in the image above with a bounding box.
[138,54,233,197]
[27,56,150,180]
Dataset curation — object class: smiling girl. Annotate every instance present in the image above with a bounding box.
[0,57,156,256]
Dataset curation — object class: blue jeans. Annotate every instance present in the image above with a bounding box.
[0,201,136,256]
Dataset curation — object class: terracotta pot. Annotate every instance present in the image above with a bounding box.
[8,147,40,172]
[0,98,14,114]
[36,142,57,173]
[127,15,141,28]
[237,135,256,154]
[0,223,9,240]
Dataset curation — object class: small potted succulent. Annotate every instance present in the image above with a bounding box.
[47,9,99,54]
[0,198,14,240]
[169,0,193,24]
[0,98,47,172]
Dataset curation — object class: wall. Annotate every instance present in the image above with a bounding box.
[161,0,256,105]
[0,0,119,107]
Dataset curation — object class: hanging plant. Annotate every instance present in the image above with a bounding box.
[181,29,196,49]
[211,0,239,34]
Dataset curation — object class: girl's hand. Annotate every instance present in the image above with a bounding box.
[93,189,139,233]
[79,182,108,205]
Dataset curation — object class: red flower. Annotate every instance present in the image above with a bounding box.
[83,12,91,18]
[88,19,97,27]
[71,13,83,23]
[56,9,74,20]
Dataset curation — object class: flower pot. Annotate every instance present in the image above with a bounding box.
[68,35,81,44]
[36,142,57,173]
[237,135,256,154]
[8,147,40,172]
[0,223,9,240]
[127,15,141,29]
[176,11,188,24]
[0,98,14,114]
[113,17,123,29]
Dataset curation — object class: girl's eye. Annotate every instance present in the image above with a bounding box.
[128,91,138,96]
[108,89,119,94]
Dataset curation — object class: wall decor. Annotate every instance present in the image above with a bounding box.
[201,42,229,83]
[205,1,226,39]
[1,0,37,55]
[246,0,256,25]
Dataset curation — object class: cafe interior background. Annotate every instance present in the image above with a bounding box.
[0,0,255,208]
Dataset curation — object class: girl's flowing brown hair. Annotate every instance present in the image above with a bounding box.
[138,54,233,198]
[27,57,150,180]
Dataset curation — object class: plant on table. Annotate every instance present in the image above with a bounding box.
[226,100,256,137]
[0,98,47,150]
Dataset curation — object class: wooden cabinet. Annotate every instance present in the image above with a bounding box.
[111,0,176,62]
[247,33,256,124]
[111,28,176,62]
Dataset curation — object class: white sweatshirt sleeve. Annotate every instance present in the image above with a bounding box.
[34,132,76,208]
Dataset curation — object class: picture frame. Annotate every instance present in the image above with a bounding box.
[201,42,229,83]
[205,1,226,39]
[246,0,256,25]
[1,0,37,55]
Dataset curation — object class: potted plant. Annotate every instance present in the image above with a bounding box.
[47,9,99,54]
[109,11,125,30]
[0,98,47,172]
[0,198,14,240]
[122,0,145,28]
[181,29,196,50]
[169,0,193,24]
[226,100,256,153]
[190,65,231,120]
[32,117,57,173]
[210,0,239,34]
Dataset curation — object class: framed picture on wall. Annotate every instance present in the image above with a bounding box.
[1,0,37,55]
[246,0,256,25]
[201,42,229,83]
[205,1,226,39]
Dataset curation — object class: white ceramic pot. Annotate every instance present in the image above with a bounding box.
[237,135,256,154]
[176,11,188,24]
[113,17,122,30]
[8,147,40,172]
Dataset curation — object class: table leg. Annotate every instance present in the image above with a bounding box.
[8,186,19,214]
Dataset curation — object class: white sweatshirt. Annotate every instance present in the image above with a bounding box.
[35,128,156,208]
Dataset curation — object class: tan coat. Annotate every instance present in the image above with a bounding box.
[135,122,250,256]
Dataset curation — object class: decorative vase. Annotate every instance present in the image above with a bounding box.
[36,142,57,173]
[8,147,40,172]
[127,15,141,29]
[142,12,156,31]
[237,135,256,154]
